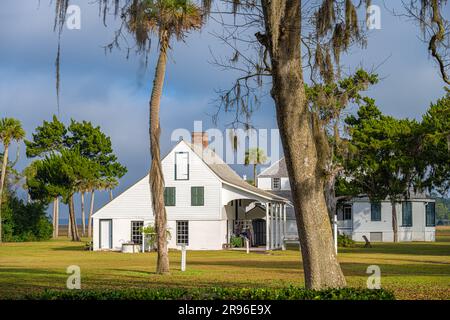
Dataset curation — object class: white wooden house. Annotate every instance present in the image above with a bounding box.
[93,133,289,251]
[257,158,436,243]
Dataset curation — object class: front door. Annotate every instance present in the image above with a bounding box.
[252,219,266,246]
[100,219,112,249]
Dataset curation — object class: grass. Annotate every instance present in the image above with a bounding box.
[0,227,449,300]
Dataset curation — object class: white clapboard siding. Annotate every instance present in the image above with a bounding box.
[94,175,153,220]
[94,140,223,222]
[162,141,223,221]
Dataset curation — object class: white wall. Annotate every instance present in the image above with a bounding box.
[166,220,227,250]
[257,177,271,190]
[162,142,223,221]
[93,218,227,250]
[93,141,226,251]
[349,199,435,242]
[257,177,290,191]
[280,178,290,190]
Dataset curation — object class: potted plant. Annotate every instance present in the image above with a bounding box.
[141,224,171,252]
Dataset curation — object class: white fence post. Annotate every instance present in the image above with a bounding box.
[245,237,250,254]
[181,245,186,272]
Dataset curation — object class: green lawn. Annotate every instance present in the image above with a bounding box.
[1,227,449,300]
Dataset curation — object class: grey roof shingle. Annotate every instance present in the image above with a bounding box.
[258,158,288,178]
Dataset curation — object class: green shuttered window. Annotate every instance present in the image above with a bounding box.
[402,201,413,227]
[191,187,204,206]
[371,202,382,221]
[426,202,436,227]
[164,187,176,206]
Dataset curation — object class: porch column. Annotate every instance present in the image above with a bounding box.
[265,203,270,251]
[274,204,278,249]
[278,204,282,249]
[282,204,287,250]
[270,203,275,250]
[275,203,280,249]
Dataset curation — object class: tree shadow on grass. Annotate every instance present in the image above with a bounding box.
[51,245,90,251]
[339,261,450,277]
[0,268,63,276]
[338,242,450,257]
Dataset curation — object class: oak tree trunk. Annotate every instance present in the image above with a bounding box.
[81,192,86,237]
[391,200,398,243]
[0,145,9,243]
[261,0,346,289]
[68,195,80,241]
[324,174,337,221]
[88,191,95,238]
[149,33,170,274]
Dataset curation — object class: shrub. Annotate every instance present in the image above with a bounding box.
[26,286,394,300]
[230,235,244,248]
[141,224,171,250]
[338,234,356,247]
[2,195,52,242]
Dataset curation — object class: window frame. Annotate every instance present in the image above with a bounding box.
[131,221,144,245]
[191,186,205,206]
[370,202,382,222]
[176,220,189,246]
[426,202,436,227]
[174,152,189,181]
[402,201,413,227]
[272,177,281,190]
[343,204,352,221]
[164,187,176,207]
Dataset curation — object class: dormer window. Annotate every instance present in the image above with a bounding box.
[175,152,189,180]
[272,178,281,190]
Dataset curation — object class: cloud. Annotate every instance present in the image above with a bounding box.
[1,0,448,215]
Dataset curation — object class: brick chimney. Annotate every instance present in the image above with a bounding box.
[192,132,209,149]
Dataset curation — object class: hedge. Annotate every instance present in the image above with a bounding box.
[27,286,395,300]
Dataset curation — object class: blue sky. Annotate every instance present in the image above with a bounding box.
[0,1,448,218]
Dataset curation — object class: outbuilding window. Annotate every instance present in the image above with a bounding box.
[371,202,382,221]
[176,221,189,246]
[272,178,281,190]
[402,201,413,227]
[426,202,436,227]
[131,221,144,245]
[343,204,352,221]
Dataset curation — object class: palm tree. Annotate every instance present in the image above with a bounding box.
[78,181,90,237]
[244,148,268,187]
[87,178,107,238]
[0,118,25,242]
[87,180,100,238]
[125,0,203,274]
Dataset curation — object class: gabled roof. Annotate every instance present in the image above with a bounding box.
[183,141,287,202]
[258,157,288,178]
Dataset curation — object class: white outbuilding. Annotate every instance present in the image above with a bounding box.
[93,132,289,251]
[257,158,437,243]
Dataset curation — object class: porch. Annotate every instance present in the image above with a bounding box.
[227,201,289,251]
